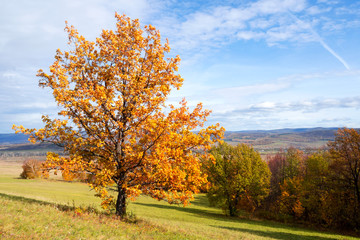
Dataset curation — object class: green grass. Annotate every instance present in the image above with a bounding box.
[0,193,193,239]
[0,158,359,239]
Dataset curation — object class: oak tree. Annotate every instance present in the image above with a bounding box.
[13,13,224,217]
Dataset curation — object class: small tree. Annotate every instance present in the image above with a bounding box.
[13,13,224,217]
[203,143,270,216]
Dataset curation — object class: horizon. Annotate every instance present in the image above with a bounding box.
[0,126,347,135]
[1,0,360,132]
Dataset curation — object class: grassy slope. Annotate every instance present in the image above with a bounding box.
[0,158,358,240]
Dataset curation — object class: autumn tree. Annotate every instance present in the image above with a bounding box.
[265,147,305,218]
[203,143,270,216]
[301,151,330,223]
[284,147,304,179]
[328,128,360,227]
[266,148,303,204]
[266,150,286,203]
[277,177,304,219]
[13,13,224,217]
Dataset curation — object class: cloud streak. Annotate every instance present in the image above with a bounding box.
[289,13,351,70]
[223,96,360,115]
[316,37,350,70]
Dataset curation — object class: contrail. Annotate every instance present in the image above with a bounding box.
[311,30,350,70]
[289,13,350,70]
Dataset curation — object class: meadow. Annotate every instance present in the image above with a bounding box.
[0,156,359,240]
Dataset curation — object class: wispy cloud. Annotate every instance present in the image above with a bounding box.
[0,0,159,132]
[1,0,359,132]
[206,96,360,130]
[161,0,356,72]
[215,82,290,99]
[166,0,308,50]
[212,69,360,103]
[223,96,360,115]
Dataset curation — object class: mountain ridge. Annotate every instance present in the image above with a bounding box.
[0,127,353,155]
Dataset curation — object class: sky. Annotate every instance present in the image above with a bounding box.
[1,0,360,132]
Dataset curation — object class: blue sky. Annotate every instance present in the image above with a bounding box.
[1,0,360,132]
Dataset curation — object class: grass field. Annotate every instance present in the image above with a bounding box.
[0,157,359,239]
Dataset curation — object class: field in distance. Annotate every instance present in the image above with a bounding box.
[224,127,338,154]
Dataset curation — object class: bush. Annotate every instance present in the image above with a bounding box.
[20,159,49,179]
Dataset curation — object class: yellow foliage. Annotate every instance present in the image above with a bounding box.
[12,13,224,215]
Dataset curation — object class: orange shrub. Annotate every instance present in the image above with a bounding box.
[20,159,49,179]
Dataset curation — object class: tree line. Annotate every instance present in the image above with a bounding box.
[202,127,360,231]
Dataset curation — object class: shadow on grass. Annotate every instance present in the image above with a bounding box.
[189,194,210,207]
[134,201,275,226]
[0,192,98,214]
[133,201,353,240]
[215,226,338,240]
[133,201,225,220]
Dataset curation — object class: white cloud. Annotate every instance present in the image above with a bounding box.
[0,0,160,132]
[207,96,360,130]
[165,0,310,51]
[158,0,355,73]
[252,0,306,14]
[229,97,360,114]
[249,18,276,29]
[1,0,359,132]
[216,82,290,98]
[212,69,360,101]
[306,6,331,15]
[237,31,265,40]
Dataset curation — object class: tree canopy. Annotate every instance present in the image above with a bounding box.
[13,13,224,217]
[203,143,270,216]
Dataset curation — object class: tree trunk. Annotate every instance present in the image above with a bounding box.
[116,185,127,217]
[229,203,236,217]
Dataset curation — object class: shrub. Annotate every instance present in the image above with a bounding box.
[20,159,49,179]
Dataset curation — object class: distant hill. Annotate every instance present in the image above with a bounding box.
[0,128,346,156]
[0,134,29,145]
[224,127,340,154]
[0,134,62,156]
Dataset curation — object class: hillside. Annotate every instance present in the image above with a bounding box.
[0,134,63,157]
[0,133,29,145]
[0,128,341,156]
